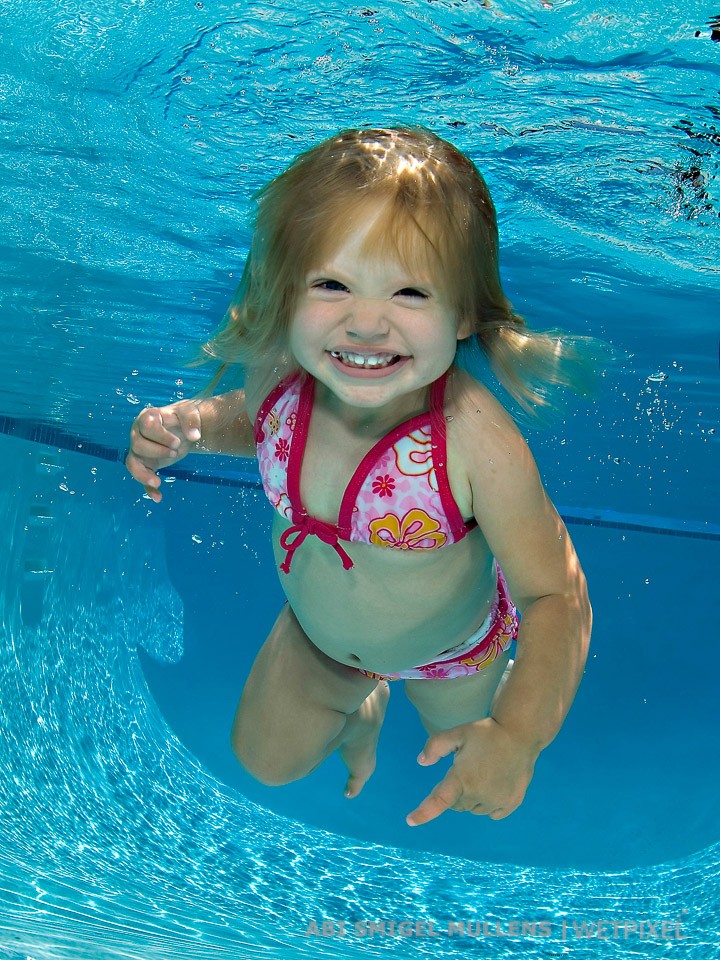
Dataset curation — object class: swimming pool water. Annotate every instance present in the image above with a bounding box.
[1,0,719,957]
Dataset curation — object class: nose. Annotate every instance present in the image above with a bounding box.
[345,296,390,341]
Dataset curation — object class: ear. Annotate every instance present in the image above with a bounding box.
[456,315,474,341]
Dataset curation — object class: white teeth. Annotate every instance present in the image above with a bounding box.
[331,351,398,369]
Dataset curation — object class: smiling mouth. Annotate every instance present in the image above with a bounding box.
[329,350,402,369]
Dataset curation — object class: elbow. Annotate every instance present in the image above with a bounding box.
[575,569,592,658]
[580,567,592,626]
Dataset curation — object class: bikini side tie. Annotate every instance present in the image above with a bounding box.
[278,514,354,573]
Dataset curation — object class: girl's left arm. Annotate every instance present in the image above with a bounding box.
[407,387,591,826]
[470,398,592,780]
[477,449,592,759]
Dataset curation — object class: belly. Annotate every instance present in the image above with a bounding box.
[272,514,497,674]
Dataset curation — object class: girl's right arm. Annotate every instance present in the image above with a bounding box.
[125,390,255,502]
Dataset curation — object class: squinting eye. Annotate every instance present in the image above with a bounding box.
[395,288,428,299]
[312,279,348,292]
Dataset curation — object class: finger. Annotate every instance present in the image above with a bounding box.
[143,484,163,504]
[126,455,166,504]
[488,799,522,820]
[467,801,496,817]
[406,774,462,827]
[417,728,463,766]
[134,408,183,449]
[474,793,522,820]
[128,459,164,503]
[125,452,162,488]
[129,432,180,462]
[174,403,202,443]
[125,452,163,503]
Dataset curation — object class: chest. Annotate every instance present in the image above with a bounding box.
[300,414,382,521]
[299,404,474,527]
[255,375,476,534]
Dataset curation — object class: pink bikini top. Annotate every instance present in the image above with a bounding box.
[253,371,477,573]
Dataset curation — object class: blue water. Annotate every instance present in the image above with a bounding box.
[1,0,719,956]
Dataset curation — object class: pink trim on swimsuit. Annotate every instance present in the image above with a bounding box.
[254,371,477,573]
[358,565,519,680]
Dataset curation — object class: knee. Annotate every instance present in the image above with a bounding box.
[230,725,296,786]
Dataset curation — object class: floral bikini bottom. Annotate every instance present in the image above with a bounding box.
[358,565,519,681]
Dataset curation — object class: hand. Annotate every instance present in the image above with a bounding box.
[125,401,202,502]
[406,717,538,826]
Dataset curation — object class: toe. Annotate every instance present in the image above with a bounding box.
[344,767,371,798]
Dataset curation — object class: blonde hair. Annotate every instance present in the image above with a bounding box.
[201,126,600,410]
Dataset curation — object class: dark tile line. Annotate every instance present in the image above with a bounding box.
[1,414,718,542]
[560,515,717,541]
[0,415,122,463]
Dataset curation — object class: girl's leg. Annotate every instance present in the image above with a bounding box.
[231,605,389,796]
[404,649,512,735]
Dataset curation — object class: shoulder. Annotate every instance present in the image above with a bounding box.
[445,367,546,519]
[445,367,534,468]
[444,368,542,537]
[445,369,575,607]
[244,354,300,424]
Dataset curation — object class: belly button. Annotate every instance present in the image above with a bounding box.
[348,653,361,663]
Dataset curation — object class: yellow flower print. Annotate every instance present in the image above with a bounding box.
[268,410,281,435]
[460,640,500,670]
[393,428,438,492]
[368,508,447,549]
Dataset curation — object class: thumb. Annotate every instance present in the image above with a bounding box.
[417,728,462,766]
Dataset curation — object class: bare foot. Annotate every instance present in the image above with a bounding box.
[339,681,390,798]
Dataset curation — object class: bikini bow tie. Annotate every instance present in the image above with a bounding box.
[278,513,354,573]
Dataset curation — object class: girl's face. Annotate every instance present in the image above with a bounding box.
[289,205,471,419]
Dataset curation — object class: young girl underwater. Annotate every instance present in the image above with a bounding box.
[126,127,594,827]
